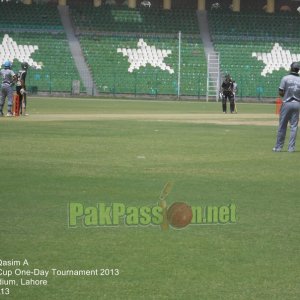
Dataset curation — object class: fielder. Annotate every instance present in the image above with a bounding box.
[273,62,300,152]
[0,60,16,117]
[16,62,29,116]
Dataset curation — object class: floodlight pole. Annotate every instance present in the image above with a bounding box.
[177,31,181,99]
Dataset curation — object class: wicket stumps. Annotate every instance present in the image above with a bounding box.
[13,93,20,117]
[275,98,282,115]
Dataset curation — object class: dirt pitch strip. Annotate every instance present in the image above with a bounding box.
[5,113,278,126]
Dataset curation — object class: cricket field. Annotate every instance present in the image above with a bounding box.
[0,97,299,299]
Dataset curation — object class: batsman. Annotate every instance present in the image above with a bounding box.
[16,62,29,116]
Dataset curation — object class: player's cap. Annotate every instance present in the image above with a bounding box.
[290,62,300,73]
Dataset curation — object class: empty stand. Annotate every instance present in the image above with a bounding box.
[208,10,300,98]
[0,2,63,32]
[80,34,206,96]
[0,32,82,93]
[69,6,200,34]
[0,2,83,93]
[70,5,206,96]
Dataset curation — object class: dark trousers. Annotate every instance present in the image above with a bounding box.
[222,92,234,113]
[16,86,26,114]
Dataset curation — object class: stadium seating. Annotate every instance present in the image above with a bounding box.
[3,1,299,98]
[70,5,206,96]
[208,10,300,98]
[0,32,82,93]
[0,2,63,32]
[69,6,199,34]
[0,2,83,93]
[209,10,300,40]
[0,2,205,96]
[79,34,206,96]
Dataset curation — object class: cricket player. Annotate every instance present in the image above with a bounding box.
[16,62,29,116]
[221,74,234,113]
[273,62,300,152]
[0,60,16,117]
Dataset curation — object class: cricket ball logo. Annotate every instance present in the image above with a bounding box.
[159,182,193,230]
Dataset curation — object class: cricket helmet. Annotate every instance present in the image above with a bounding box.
[290,62,300,73]
[4,60,12,69]
[225,73,231,80]
[21,62,29,70]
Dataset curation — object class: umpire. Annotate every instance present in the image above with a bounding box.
[221,74,234,113]
[273,62,300,152]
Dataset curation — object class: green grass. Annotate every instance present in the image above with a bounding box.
[0,98,299,299]
[25,97,274,114]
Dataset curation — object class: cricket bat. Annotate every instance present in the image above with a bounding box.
[159,182,173,231]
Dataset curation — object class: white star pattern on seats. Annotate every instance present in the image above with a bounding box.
[0,34,43,69]
[252,43,300,76]
[117,39,174,74]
